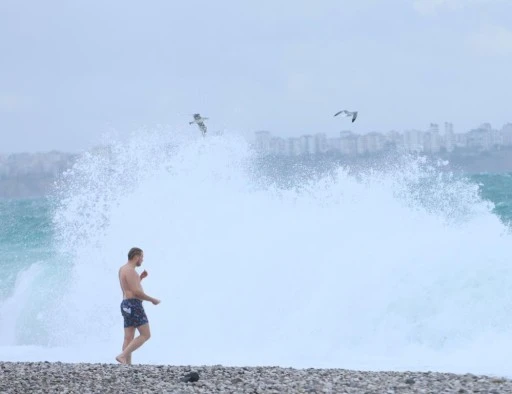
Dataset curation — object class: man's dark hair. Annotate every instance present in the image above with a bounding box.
[128,247,143,260]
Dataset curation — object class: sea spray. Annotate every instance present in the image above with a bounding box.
[2,128,511,374]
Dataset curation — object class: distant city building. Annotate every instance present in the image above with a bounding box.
[300,135,315,155]
[403,129,423,153]
[314,133,328,154]
[444,122,455,152]
[502,123,512,146]
[254,130,271,154]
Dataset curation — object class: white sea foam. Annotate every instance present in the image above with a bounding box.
[1,128,511,377]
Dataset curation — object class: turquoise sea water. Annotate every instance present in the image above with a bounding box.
[2,172,510,281]
[0,199,55,297]
[471,173,512,226]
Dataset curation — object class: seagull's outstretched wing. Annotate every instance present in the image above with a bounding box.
[334,110,349,117]
[352,111,358,122]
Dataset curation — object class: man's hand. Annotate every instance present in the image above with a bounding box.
[151,298,161,305]
[140,270,148,280]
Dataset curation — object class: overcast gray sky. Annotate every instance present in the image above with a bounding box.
[1,0,511,153]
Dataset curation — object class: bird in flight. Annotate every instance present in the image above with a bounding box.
[189,113,208,136]
[334,110,358,123]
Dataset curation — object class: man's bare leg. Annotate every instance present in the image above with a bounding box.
[116,324,151,364]
[121,327,136,365]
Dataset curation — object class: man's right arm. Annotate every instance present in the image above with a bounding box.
[126,270,158,303]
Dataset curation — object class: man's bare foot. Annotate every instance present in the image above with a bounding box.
[116,355,127,364]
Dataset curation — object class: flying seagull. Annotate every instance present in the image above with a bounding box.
[189,113,208,136]
[334,110,358,123]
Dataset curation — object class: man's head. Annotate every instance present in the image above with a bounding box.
[128,247,144,266]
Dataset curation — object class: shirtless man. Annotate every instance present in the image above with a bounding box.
[116,247,160,365]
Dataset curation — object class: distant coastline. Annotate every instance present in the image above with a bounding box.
[1,148,511,199]
[0,151,77,200]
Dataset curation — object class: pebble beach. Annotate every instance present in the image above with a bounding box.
[1,362,512,393]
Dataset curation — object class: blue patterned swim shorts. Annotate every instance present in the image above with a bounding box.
[120,298,149,328]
